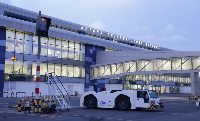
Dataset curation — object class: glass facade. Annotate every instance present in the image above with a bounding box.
[91,57,200,91]
[4,28,85,81]
[92,57,200,78]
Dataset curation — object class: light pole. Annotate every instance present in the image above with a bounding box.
[35,11,51,105]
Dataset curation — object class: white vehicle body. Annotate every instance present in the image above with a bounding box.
[80,90,163,110]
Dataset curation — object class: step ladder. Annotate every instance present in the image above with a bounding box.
[46,72,70,110]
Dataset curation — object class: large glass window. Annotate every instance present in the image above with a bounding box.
[33,36,38,55]
[48,63,54,73]
[6,29,15,52]
[23,61,32,75]
[129,62,136,72]
[68,65,73,77]
[192,58,200,69]
[80,43,85,61]
[48,37,55,57]
[74,66,81,77]
[182,58,192,70]
[61,65,68,77]
[172,59,181,70]
[15,31,24,54]
[75,42,81,61]
[144,60,153,71]
[68,41,74,60]
[40,63,47,75]
[81,67,85,78]
[14,61,23,74]
[32,62,37,75]
[55,64,61,76]
[137,61,145,71]
[55,38,61,58]
[62,39,68,59]
[99,67,104,76]
[4,59,13,74]
[24,33,33,54]
[162,60,171,70]
[41,37,48,56]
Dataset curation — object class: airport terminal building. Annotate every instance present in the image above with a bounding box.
[0,2,200,97]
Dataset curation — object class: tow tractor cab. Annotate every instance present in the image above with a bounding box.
[149,90,164,109]
[80,90,164,110]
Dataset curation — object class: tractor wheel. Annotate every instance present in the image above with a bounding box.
[84,95,97,109]
[116,95,131,111]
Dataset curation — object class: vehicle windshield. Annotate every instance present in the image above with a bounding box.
[149,90,159,98]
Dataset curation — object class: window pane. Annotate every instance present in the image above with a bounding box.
[24,33,33,54]
[33,36,38,55]
[55,64,61,76]
[41,63,47,75]
[48,37,55,57]
[182,58,192,70]
[23,61,32,75]
[14,61,23,74]
[68,41,74,60]
[32,62,37,75]
[193,58,200,69]
[55,38,61,58]
[62,39,68,59]
[41,37,48,56]
[15,31,24,54]
[75,42,80,61]
[6,29,15,52]
[80,43,85,61]
[5,59,13,74]
[48,63,54,73]
[74,66,80,77]
[61,65,68,77]
[68,65,73,77]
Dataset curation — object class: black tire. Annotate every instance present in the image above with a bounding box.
[115,95,131,111]
[84,95,97,109]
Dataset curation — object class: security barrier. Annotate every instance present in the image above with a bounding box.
[16,92,26,98]
[8,98,57,114]
[182,93,191,95]
[189,94,200,101]
[0,92,9,98]
[32,92,42,97]
[11,92,14,98]
[17,99,37,113]
[38,99,56,113]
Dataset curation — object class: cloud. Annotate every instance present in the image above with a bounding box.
[164,23,175,32]
[131,25,151,33]
[90,21,116,33]
[162,23,187,35]
[159,34,186,42]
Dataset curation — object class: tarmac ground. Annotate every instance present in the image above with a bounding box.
[0,94,199,121]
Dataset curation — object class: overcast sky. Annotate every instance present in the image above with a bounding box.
[0,0,199,51]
